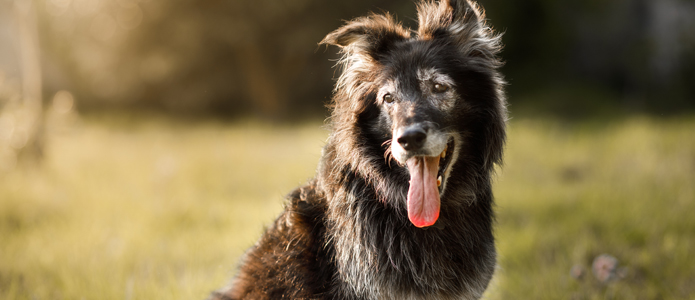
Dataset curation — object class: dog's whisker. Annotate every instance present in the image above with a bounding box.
[382,139,396,168]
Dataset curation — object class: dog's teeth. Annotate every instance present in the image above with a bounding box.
[437,176,442,187]
[440,150,446,159]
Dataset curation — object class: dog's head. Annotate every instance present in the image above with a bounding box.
[321,0,506,228]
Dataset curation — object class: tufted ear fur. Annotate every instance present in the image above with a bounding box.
[321,14,411,60]
[417,0,502,64]
[320,14,411,109]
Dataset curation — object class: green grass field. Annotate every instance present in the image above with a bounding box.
[1,114,693,299]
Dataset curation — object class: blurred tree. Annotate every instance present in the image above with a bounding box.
[483,0,695,115]
[0,0,45,170]
[37,0,413,119]
[31,0,695,118]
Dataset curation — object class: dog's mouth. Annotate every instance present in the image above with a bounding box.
[405,138,455,228]
[437,138,455,191]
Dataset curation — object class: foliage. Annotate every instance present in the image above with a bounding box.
[36,0,413,118]
[28,0,695,117]
[1,115,694,299]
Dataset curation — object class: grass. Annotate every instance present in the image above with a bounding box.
[1,114,694,299]
[491,117,695,299]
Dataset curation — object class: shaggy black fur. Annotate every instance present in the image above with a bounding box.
[209,0,506,299]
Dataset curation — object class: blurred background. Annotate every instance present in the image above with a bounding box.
[1,0,693,120]
[1,0,694,299]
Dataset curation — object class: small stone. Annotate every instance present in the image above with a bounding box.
[592,254,619,283]
[570,264,585,280]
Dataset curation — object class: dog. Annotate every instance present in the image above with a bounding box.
[210,0,506,299]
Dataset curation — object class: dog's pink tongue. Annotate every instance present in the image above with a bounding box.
[406,156,441,228]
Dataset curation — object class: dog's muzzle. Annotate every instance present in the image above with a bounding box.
[392,124,449,163]
[391,124,456,228]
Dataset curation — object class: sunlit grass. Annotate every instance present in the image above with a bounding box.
[0,115,327,300]
[490,117,695,300]
[1,114,693,299]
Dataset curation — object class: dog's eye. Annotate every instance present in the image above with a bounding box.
[433,83,449,93]
[383,93,394,103]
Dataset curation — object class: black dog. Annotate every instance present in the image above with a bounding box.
[210,0,506,299]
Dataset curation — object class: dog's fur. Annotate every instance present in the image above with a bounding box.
[210,0,506,299]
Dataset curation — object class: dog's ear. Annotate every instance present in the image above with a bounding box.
[417,0,502,62]
[321,14,410,60]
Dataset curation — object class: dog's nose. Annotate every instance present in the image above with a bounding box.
[397,127,427,151]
